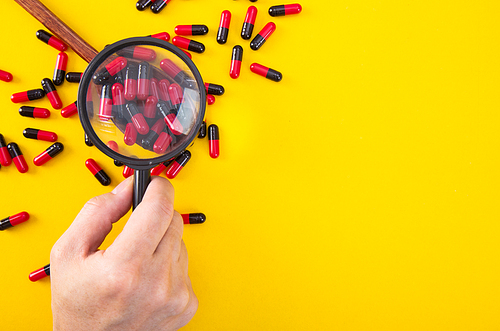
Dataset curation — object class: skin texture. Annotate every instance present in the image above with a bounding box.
[50,176,198,331]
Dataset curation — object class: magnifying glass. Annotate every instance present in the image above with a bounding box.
[16,0,206,209]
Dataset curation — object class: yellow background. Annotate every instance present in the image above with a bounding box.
[0,0,499,329]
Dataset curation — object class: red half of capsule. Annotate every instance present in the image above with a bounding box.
[259,22,276,40]
[207,94,215,105]
[105,57,128,76]
[230,59,242,79]
[29,265,50,282]
[168,83,183,106]
[244,6,258,24]
[0,69,13,82]
[144,95,158,118]
[219,10,231,29]
[11,90,45,103]
[124,123,138,146]
[112,83,125,106]
[123,165,134,178]
[47,91,63,109]
[99,85,113,121]
[133,47,157,61]
[86,158,111,186]
[55,52,68,70]
[153,132,173,154]
[61,101,78,118]
[158,79,170,101]
[160,59,182,77]
[107,140,119,153]
[165,114,184,135]
[8,143,28,173]
[150,32,170,42]
[48,36,68,51]
[9,211,30,226]
[151,162,168,176]
[23,128,58,142]
[137,78,150,101]
[0,146,11,166]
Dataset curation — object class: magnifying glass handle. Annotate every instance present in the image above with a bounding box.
[133,169,151,210]
[14,0,98,62]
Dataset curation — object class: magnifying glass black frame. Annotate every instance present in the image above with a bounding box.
[78,37,206,208]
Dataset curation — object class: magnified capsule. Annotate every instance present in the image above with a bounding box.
[0,69,13,82]
[53,52,68,86]
[124,123,138,146]
[205,82,225,96]
[159,59,195,89]
[85,158,111,186]
[151,0,171,13]
[198,120,207,138]
[250,63,282,82]
[137,62,150,100]
[93,56,127,85]
[172,36,205,54]
[125,102,149,135]
[29,264,50,282]
[0,211,29,231]
[123,165,134,178]
[250,22,276,50]
[166,150,191,179]
[106,140,123,166]
[136,0,155,11]
[111,83,126,119]
[241,6,258,40]
[269,3,302,16]
[158,79,170,101]
[0,134,12,166]
[175,25,209,36]
[41,78,63,109]
[99,85,113,121]
[85,133,93,147]
[181,213,206,224]
[116,46,157,62]
[150,31,170,42]
[19,106,50,118]
[33,142,64,166]
[124,64,138,101]
[207,94,215,105]
[11,89,45,103]
[7,143,28,173]
[217,10,231,44]
[181,49,192,59]
[36,30,68,51]
[144,95,158,119]
[208,124,220,158]
[153,131,173,154]
[23,128,58,142]
[150,78,160,99]
[157,100,183,136]
[142,118,165,150]
[66,72,82,83]
[230,45,243,79]
[61,101,78,118]
[168,83,183,110]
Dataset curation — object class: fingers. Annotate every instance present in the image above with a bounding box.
[56,177,134,257]
[154,211,184,261]
[108,176,175,260]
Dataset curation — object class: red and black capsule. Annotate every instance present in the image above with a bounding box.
[250,63,282,82]
[65,72,83,83]
[150,161,170,176]
[172,36,205,54]
[116,46,157,62]
[124,64,138,101]
[0,69,13,82]
[208,124,220,158]
[106,140,123,166]
[151,0,171,13]
[124,123,138,146]
[136,0,156,11]
[156,100,183,136]
[154,131,174,154]
[230,45,243,79]
[92,56,127,85]
[7,142,28,173]
[85,158,111,186]
[61,101,78,118]
[175,25,209,36]
[205,82,225,96]
[111,83,126,120]
[29,264,50,282]
[137,61,150,100]
[168,83,183,110]
[53,52,68,86]
[166,150,191,179]
[181,213,206,224]
[159,59,195,89]
[269,3,302,16]
[0,134,12,166]
[141,118,165,150]
[33,142,64,166]
[99,84,113,121]
[150,31,170,42]
[217,10,231,44]
[19,106,50,118]
[85,133,93,147]
[11,89,45,103]
[41,78,63,109]
[0,211,29,231]
[125,102,150,135]
[250,22,276,50]
[122,165,134,178]
[36,30,68,51]
[23,128,58,142]
[241,6,258,40]
[207,94,215,105]
[198,120,207,139]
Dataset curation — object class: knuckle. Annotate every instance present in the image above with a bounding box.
[83,195,108,212]
[169,286,191,314]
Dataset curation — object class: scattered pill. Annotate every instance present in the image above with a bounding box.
[205,82,225,96]
[198,121,207,139]
[208,124,220,158]
[53,52,68,86]
[269,3,302,16]
[217,10,231,44]
[151,0,171,13]
[250,63,282,82]
[136,0,155,11]
[172,36,205,54]
[41,78,63,109]
[181,213,206,224]
[150,32,170,42]
[11,89,45,103]
[65,72,82,83]
[241,6,258,40]
[166,150,191,179]
[61,101,78,118]
[23,128,58,142]
[230,45,243,79]
[7,143,28,173]
[29,264,50,282]
[85,133,93,147]
[250,22,276,50]
[0,69,13,82]
[0,134,12,166]
[0,211,29,230]
[19,106,50,118]
[36,30,68,51]
[33,142,64,166]
[175,25,209,36]
[207,94,215,105]
[137,62,151,100]
[116,46,156,62]
[85,158,111,186]
[123,165,134,178]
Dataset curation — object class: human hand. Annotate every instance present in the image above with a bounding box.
[50,176,198,331]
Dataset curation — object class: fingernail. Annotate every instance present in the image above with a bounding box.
[111,177,131,195]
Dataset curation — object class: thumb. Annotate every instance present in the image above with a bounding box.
[59,177,134,257]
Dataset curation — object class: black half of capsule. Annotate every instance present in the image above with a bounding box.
[43,264,51,276]
[66,72,82,83]
[116,47,137,59]
[198,120,207,138]
[125,64,138,81]
[170,70,195,89]
[27,89,46,101]
[151,0,169,13]
[53,69,65,86]
[268,5,286,16]
[19,106,36,117]
[92,67,114,85]
[188,213,206,224]
[41,78,57,93]
[176,150,191,166]
[141,129,160,151]
[138,61,150,80]
[124,102,141,123]
[46,142,64,157]
[23,128,39,139]
[207,83,225,96]
[114,159,124,167]
[0,216,11,230]
[241,22,254,40]
[156,99,176,118]
[187,40,205,53]
[36,30,52,43]
[95,169,111,186]
[191,25,209,35]
[266,67,283,82]
[217,27,229,44]
[232,45,243,61]
[250,34,266,50]
[136,0,154,11]
[85,133,93,147]
[250,0,258,2]
[0,134,7,148]
[7,142,23,158]
[208,124,219,140]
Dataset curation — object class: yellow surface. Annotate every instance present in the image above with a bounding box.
[0,0,499,330]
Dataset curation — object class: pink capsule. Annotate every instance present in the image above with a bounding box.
[124,123,137,146]
[154,131,173,154]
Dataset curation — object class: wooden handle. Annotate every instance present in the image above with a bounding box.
[15,0,98,62]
